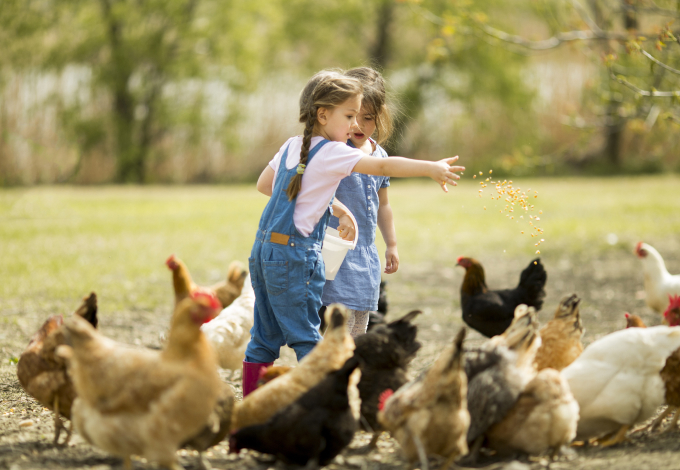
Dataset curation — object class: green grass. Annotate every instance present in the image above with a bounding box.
[1,176,679,316]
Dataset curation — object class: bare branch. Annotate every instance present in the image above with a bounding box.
[609,70,680,97]
[641,49,680,75]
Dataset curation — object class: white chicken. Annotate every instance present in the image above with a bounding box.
[635,242,680,314]
[562,325,680,446]
[201,274,255,372]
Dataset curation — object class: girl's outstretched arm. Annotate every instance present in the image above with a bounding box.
[352,156,464,192]
[377,188,399,274]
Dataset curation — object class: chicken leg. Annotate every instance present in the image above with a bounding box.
[658,407,680,434]
[408,428,429,470]
[52,395,72,446]
[597,424,631,447]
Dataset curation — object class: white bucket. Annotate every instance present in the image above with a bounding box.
[321,226,357,280]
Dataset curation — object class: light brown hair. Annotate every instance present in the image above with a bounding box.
[287,71,363,201]
[345,67,393,147]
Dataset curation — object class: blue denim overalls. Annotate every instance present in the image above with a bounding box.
[245,139,331,363]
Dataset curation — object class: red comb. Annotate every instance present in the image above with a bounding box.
[664,295,680,321]
[378,389,394,411]
[624,313,630,319]
[166,254,178,269]
[191,291,221,310]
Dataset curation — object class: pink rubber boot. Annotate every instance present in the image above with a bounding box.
[242,360,273,397]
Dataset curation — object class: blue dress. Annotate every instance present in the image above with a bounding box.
[321,141,390,311]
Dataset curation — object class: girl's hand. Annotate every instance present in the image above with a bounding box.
[384,246,399,274]
[432,156,465,193]
[337,214,356,241]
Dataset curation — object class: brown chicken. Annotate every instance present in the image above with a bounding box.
[625,312,647,328]
[57,292,222,470]
[486,368,579,458]
[17,292,98,445]
[378,328,469,470]
[166,254,247,309]
[534,294,584,371]
[232,304,355,430]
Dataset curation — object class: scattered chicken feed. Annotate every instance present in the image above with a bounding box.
[473,170,544,253]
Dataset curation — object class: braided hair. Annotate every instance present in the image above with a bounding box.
[286,71,363,201]
[345,67,394,147]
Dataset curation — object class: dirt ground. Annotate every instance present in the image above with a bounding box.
[1,240,680,470]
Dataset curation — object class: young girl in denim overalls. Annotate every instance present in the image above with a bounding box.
[242,70,465,396]
[321,67,398,337]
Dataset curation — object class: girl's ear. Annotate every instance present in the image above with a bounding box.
[317,107,328,125]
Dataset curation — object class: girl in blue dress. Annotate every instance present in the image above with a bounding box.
[321,67,399,337]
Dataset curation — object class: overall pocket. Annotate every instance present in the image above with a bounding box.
[263,260,289,296]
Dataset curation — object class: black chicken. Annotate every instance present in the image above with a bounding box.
[229,357,361,467]
[353,310,421,444]
[456,257,546,337]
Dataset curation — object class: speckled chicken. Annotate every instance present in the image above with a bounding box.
[465,305,541,460]
[486,368,579,458]
[562,325,680,446]
[17,293,98,445]
[232,304,355,430]
[378,328,469,470]
[534,294,584,371]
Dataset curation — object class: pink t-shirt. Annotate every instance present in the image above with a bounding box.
[269,136,365,236]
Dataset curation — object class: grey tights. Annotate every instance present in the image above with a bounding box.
[346,309,370,337]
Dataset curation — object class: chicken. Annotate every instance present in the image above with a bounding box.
[456,257,547,337]
[180,381,235,469]
[257,365,294,388]
[664,294,680,326]
[465,305,541,460]
[635,242,680,314]
[378,328,469,470]
[486,368,579,458]
[562,325,680,446]
[57,292,222,470]
[534,294,584,371]
[17,292,98,445]
[166,254,248,309]
[229,357,362,467]
[353,310,421,445]
[232,304,355,430]
[200,274,255,372]
[625,312,647,328]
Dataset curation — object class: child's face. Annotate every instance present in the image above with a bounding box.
[349,105,377,149]
[317,95,361,143]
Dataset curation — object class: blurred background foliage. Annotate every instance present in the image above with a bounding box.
[0,0,678,185]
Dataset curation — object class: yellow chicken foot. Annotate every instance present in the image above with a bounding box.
[196,452,212,470]
[409,429,429,470]
[123,456,133,470]
[438,452,458,470]
[368,432,380,448]
[640,406,674,433]
[658,407,680,434]
[52,395,64,446]
[597,424,631,447]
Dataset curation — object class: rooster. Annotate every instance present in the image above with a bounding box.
[229,357,362,467]
[17,292,98,445]
[232,304,355,430]
[635,242,680,314]
[57,292,222,470]
[166,254,248,309]
[201,274,255,373]
[379,328,469,470]
[456,257,546,337]
[534,294,584,371]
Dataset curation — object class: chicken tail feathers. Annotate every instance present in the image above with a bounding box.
[447,327,467,370]
[517,258,547,309]
[74,292,98,329]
